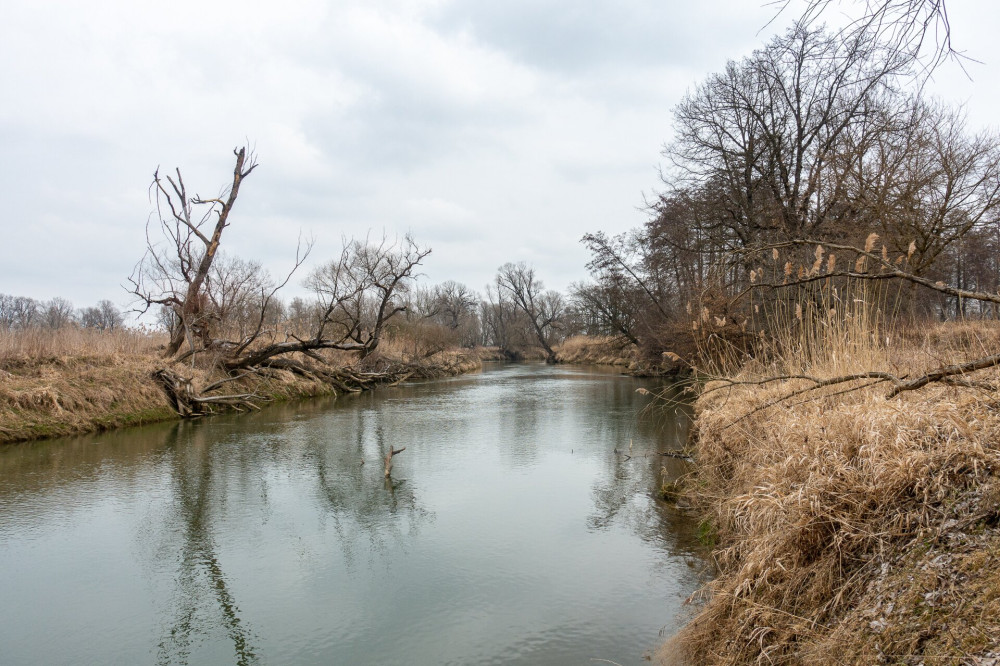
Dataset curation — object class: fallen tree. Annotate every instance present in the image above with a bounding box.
[129,147,431,417]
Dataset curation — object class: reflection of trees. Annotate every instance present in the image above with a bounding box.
[305,406,432,569]
[148,399,432,663]
[586,383,702,559]
[156,422,258,666]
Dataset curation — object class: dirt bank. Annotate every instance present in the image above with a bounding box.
[555,335,686,376]
[662,331,1000,664]
[0,347,493,445]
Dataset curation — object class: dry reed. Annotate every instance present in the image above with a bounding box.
[0,327,165,363]
[665,282,1000,665]
[555,335,635,366]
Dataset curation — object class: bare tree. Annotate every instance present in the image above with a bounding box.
[433,281,478,332]
[773,0,958,73]
[405,281,481,349]
[668,24,907,247]
[128,146,258,357]
[8,296,38,330]
[43,297,76,330]
[307,234,431,360]
[480,282,525,353]
[0,294,38,330]
[0,294,15,330]
[285,297,319,337]
[857,99,1000,277]
[124,149,448,417]
[570,281,640,345]
[218,233,429,375]
[204,253,277,341]
[495,262,566,363]
[80,300,124,331]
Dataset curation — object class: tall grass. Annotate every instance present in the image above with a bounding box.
[0,327,165,363]
[665,274,1000,665]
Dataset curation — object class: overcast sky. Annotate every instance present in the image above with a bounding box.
[2,0,998,314]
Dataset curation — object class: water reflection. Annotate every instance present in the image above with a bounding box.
[0,363,704,665]
[155,422,259,666]
[306,430,432,569]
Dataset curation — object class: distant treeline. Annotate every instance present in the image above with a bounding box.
[0,294,124,332]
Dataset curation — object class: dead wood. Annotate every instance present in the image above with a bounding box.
[705,354,1000,429]
[151,367,268,418]
[705,238,1000,417]
[384,446,406,478]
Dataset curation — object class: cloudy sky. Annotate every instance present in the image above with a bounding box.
[2,0,998,313]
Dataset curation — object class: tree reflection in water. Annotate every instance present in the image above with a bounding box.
[155,421,259,666]
[585,383,703,559]
[152,403,434,664]
[0,364,706,665]
[305,404,432,569]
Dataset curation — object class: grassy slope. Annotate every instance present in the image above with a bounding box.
[555,334,686,375]
[0,330,494,445]
[662,322,1000,665]
[0,354,175,442]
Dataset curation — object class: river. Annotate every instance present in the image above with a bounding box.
[0,362,704,665]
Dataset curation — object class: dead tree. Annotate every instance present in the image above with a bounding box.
[127,149,436,418]
[383,446,406,478]
[129,146,258,358]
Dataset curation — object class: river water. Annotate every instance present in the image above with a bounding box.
[0,363,704,665]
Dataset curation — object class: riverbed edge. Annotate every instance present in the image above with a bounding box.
[659,376,1000,664]
[554,335,688,377]
[0,348,501,446]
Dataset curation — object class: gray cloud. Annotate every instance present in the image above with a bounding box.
[0,0,996,311]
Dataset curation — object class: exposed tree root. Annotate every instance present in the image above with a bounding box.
[152,357,417,418]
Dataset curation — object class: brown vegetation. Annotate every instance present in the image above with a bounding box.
[0,328,173,442]
[0,327,489,445]
[553,334,687,376]
[555,335,634,367]
[662,307,1000,664]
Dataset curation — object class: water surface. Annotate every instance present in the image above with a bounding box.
[0,363,704,665]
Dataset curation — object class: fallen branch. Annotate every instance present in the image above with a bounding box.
[886,351,1000,397]
[661,450,695,462]
[151,367,268,417]
[712,356,1000,428]
[384,446,406,478]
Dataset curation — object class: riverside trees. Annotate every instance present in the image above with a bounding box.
[128,147,435,415]
[129,147,260,358]
[572,22,1000,364]
[494,262,567,363]
[0,294,123,332]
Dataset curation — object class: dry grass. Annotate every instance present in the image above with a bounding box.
[0,354,173,444]
[0,326,166,363]
[555,335,635,366]
[663,294,1000,664]
[0,328,491,444]
[554,334,687,375]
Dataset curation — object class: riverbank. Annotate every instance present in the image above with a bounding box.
[0,340,497,445]
[662,322,1000,664]
[555,335,685,376]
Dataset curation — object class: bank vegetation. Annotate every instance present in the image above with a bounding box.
[661,280,1000,664]
[0,322,500,444]
[596,2,1000,662]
